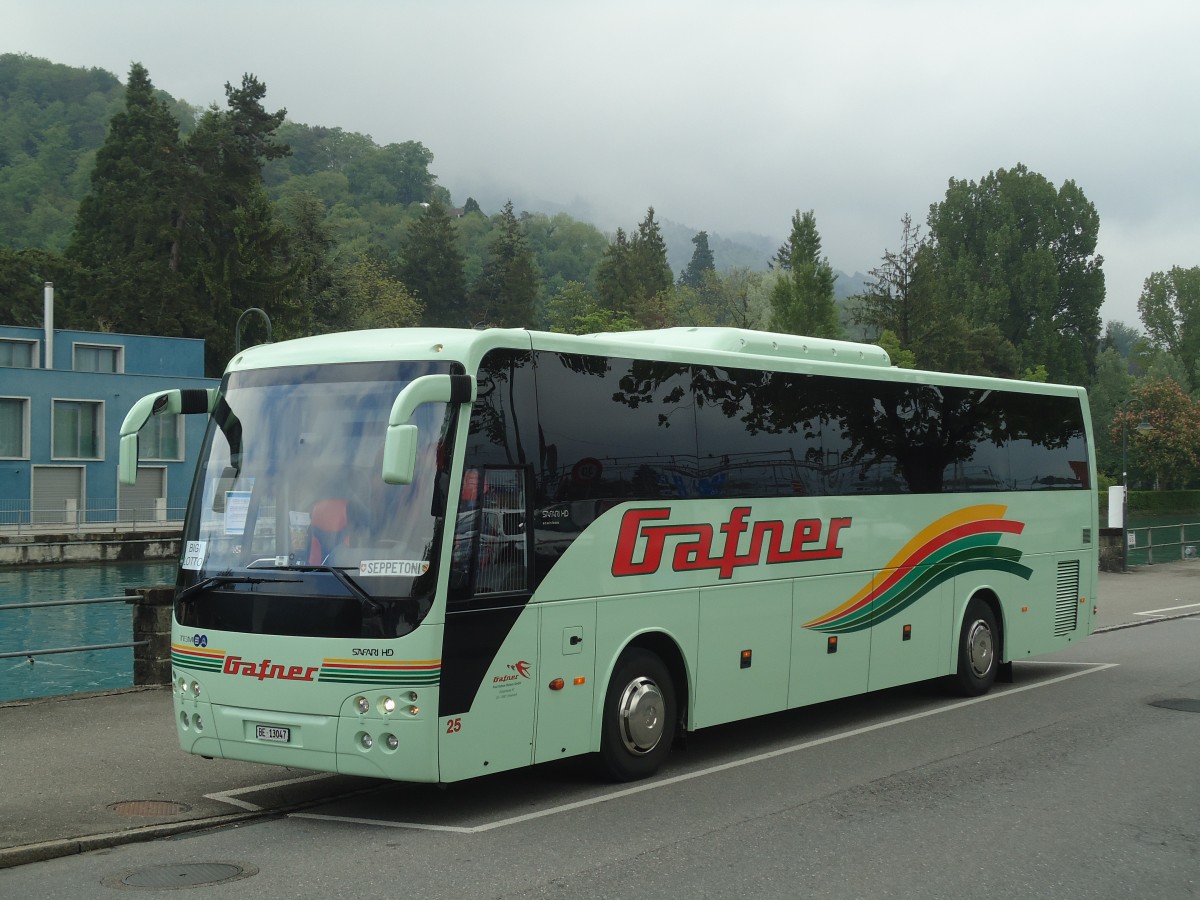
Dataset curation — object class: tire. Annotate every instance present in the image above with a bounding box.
[951,598,999,696]
[598,648,677,782]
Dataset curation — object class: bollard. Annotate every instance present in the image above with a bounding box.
[125,586,175,685]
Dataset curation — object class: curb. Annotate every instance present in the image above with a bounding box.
[0,810,267,870]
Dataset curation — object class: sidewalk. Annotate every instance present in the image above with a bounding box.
[2,562,1198,869]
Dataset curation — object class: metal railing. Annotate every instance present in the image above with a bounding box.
[0,595,147,662]
[0,499,186,534]
[1125,522,1200,566]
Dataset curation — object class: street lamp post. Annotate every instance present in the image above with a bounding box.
[1119,398,1151,572]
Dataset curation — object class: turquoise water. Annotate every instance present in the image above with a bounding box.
[0,561,176,702]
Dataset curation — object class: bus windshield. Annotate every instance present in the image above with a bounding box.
[177,360,458,639]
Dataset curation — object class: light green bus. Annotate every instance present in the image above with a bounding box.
[119,327,1097,782]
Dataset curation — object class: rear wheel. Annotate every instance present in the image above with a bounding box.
[598,648,676,781]
[951,598,999,696]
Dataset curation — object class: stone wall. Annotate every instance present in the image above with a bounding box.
[0,532,181,567]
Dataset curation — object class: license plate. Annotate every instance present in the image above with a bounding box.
[255,724,290,743]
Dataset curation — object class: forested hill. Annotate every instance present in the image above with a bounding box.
[0,53,798,282]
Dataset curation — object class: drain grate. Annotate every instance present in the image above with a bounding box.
[107,800,191,817]
[105,862,258,890]
[1149,698,1200,713]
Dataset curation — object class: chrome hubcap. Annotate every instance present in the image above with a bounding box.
[617,676,664,754]
[967,619,993,678]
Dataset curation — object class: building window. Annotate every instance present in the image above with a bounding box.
[0,339,37,368]
[73,343,123,373]
[0,397,30,458]
[52,400,104,460]
[140,411,182,460]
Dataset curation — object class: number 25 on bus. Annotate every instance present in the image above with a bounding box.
[119,326,1097,783]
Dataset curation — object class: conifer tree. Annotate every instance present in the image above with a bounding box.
[401,199,468,326]
[469,200,539,326]
[768,209,842,338]
[679,230,716,288]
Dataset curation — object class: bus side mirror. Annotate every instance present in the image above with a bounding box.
[383,374,474,485]
[118,388,216,485]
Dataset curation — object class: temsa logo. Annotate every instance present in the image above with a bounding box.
[613,506,852,580]
[223,655,318,682]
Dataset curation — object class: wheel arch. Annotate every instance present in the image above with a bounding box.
[593,629,691,751]
[955,585,1005,663]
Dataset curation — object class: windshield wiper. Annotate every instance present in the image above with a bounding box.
[273,565,382,616]
[177,574,301,603]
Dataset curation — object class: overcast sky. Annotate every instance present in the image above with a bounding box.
[8,1,1199,328]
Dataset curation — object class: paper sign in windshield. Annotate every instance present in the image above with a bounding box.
[224,490,252,535]
[182,541,207,571]
[358,560,430,577]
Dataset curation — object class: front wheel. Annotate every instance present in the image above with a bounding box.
[950,598,999,696]
[598,648,677,781]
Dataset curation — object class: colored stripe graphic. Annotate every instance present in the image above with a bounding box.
[170,643,226,672]
[803,504,1033,634]
[317,658,442,686]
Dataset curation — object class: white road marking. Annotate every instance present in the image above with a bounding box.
[205,772,336,811]
[290,661,1118,834]
[1135,601,1200,617]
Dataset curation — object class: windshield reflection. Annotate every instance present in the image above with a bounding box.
[177,360,456,639]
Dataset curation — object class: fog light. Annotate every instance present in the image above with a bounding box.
[192,713,204,732]
[360,732,373,750]
[180,711,189,729]
[381,696,396,714]
[385,733,398,751]
[355,696,370,714]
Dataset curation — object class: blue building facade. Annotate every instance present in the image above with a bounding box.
[0,321,219,526]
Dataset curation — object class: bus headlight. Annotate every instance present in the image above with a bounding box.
[385,734,398,751]
[360,732,373,750]
[355,696,370,714]
[381,696,396,714]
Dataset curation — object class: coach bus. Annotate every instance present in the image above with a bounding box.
[119,327,1097,782]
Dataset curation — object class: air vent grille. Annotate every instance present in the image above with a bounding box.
[1055,560,1080,635]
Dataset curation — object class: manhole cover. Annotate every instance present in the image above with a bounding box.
[107,800,192,817]
[1149,698,1200,713]
[105,862,258,890]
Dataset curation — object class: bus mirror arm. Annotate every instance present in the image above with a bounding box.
[118,388,217,486]
[383,374,474,485]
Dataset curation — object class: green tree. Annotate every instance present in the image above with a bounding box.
[344,140,435,206]
[622,207,674,327]
[469,200,540,327]
[679,230,716,288]
[925,164,1104,384]
[521,212,608,298]
[345,256,423,328]
[65,62,187,334]
[849,214,929,346]
[594,227,638,315]
[874,330,916,368]
[0,248,79,325]
[1137,265,1200,391]
[172,74,291,369]
[400,199,467,326]
[545,280,638,334]
[1088,346,1133,479]
[768,209,842,338]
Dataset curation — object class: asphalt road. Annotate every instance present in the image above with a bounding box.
[2,613,1197,899]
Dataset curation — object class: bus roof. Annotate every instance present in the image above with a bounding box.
[223,326,1084,397]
